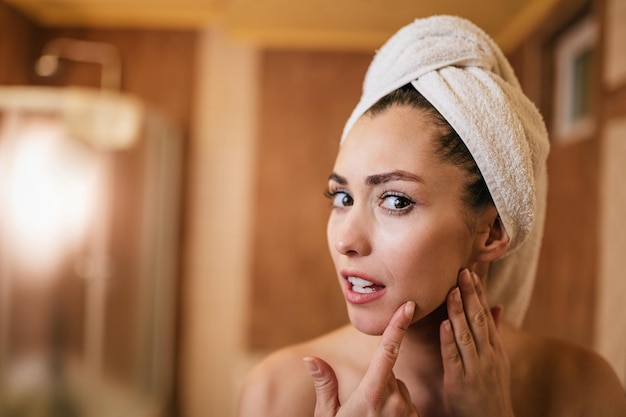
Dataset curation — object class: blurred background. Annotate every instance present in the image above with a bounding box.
[0,0,624,415]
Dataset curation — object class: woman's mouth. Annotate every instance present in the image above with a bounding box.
[343,274,386,304]
[347,276,380,293]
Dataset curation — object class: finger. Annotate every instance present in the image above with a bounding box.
[361,301,415,391]
[303,356,340,417]
[446,284,478,366]
[440,318,464,379]
[471,272,502,347]
[458,269,491,351]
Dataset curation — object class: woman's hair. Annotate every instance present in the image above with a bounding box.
[365,84,494,211]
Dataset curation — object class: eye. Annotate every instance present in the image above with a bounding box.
[380,193,414,211]
[325,190,353,208]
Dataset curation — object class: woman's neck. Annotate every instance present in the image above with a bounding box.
[394,303,449,411]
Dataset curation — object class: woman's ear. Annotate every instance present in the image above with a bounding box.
[476,212,510,262]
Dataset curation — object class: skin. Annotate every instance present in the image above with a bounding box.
[237,105,626,417]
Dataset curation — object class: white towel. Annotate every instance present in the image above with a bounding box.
[341,15,550,327]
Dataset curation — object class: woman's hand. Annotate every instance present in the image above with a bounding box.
[440,269,514,417]
[303,301,420,417]
[303,269,513,417]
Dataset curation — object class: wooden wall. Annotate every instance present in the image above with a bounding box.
[33,29,197,138]
[248,50,371,349]
[508,0,614,351]
[0,1,41,84]
[596,0,626,383]
[0,0,197,137]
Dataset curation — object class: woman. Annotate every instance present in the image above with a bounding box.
[237,16,626,417]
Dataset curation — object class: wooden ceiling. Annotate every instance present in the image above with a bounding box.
[5,0,566,52]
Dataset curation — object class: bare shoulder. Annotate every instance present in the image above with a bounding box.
[503,325,626,417]
[237,324,364,417]
[237,342,316,417]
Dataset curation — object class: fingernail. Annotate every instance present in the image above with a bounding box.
[453,287,461,302]
[303,357,320,376]
[461,268,472,284]
[404,301,416,320]
[442,319,452,332]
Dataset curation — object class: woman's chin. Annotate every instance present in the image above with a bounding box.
[347,301,448,336]
[348,312,389,336]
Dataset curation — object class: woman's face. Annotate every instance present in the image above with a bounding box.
[327,105,492,335]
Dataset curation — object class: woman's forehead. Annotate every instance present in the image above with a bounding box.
[335,106,441,171]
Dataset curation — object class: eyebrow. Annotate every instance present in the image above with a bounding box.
[328,170,425,186]
[328,172,348,185]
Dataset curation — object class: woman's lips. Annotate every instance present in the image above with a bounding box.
[342,272,386,304]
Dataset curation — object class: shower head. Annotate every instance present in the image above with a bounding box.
[35,38,122,90]
[35,54,59,77]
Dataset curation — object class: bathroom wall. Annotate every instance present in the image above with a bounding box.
[179,29,260,417]
[33,29,198,138]
[0,2,197,138]
[0,1,41,84]
[596,0,626,386]
[507,0,626,385]
[504,1,596,348]
[248,50,371,349]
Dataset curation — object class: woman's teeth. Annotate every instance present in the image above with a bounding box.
[348,276,376,294]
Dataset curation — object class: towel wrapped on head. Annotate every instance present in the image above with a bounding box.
[341,15,550,327]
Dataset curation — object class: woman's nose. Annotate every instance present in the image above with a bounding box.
[332,209,372,256]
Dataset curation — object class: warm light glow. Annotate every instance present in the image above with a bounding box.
[1,118,102,280]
